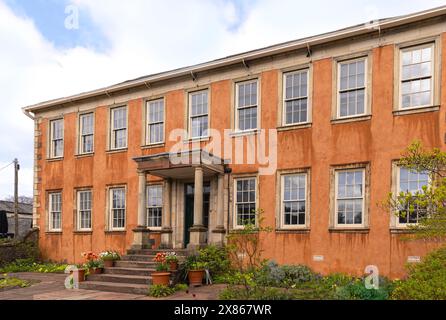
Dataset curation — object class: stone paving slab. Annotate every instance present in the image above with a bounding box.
[0,272,224,300]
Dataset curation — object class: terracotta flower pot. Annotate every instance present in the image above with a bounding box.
[103,260,114,268]
[89,268,103,275]
[151,272,171,286]
[75,269,86,282]
[188,270,205,287]
[169,261,178,271]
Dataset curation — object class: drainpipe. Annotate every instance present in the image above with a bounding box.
[224,167,232,233]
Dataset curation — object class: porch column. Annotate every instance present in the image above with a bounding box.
[132,170,151,250]
[188,166,207,250]
[161,179,173,248]
[212,174,226,245]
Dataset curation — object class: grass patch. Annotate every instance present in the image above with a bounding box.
[147,284,189,298]
[0,259,68,274]
[0,275,32,291]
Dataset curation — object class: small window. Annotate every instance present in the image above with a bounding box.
[146,185,163,228]
[49,119,64,158]
[79,113,94,154]
[335,169,364,226]
[110,188,126,230]
[281,174,307,227]
[146,99,164,145]
[234,177,257,227]
[235,80,258,131]
[338,58,366,118]
[110,106,127,150]
[189,90,209,139]
[400,43,434,109]
[397,167,429,225]
[283,70,309,125]
[77,190,92,231]
[48,192,62,231]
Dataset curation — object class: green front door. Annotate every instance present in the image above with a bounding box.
[184,182,210,246]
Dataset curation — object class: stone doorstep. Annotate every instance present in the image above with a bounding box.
[126,249,189,255]
[105,267,154,276]
[87,273,152,285]
[79,281,149,295]
[121,254,187,262]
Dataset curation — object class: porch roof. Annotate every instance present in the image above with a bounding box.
[133,149,226,179]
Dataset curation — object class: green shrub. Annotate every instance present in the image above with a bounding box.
[219,286,294,300]
[197,245,231,276]
[0,258,67,273]
[0,276,31,290]
[391,247,446,300]
[255,261,317,287]
[147,283,188,298]
[0,241,39,266]
[335,276,394,300]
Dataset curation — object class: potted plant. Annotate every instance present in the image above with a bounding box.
[165,252,179,271]
[99,250,121,268]
[72,264,87,283]
[81,251,104,274]
[151,252,171,286]
[186,256,207,287]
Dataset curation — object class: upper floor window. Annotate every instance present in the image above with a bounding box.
[281,173,308,228]
[283,70,309,125]
[146,185,163,228]
[235,80,258,131]
[337,58,366,118]
[110,187,126,230]
[335,169,365,227]
[146,99,164,145]
[48,192,62,232]
[79,113,94,154]
[110,106,127,150]
[49,119,64,158]
[234,177,257,227]
[397,167,429,225]
[400,43,434,109]
[189,90,209,139]
[77,190,92,231]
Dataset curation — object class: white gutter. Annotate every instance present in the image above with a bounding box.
[22,5,446,114]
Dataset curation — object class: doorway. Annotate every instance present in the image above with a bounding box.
[184,182,210,246]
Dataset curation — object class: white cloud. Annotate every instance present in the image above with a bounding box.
[0,0,444,199]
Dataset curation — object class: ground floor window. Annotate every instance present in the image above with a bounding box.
[335,169,365,227]
[146,185,163,228]
[110,187,126,230]
[77,190,92,230]
[281,173,307,227]
[48,192,62,231]
[234,177,257,227]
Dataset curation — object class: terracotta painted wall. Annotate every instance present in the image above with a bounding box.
[35,33,446,277]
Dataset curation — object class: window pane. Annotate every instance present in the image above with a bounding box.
[238,81,257,108]
[81,114,93,135]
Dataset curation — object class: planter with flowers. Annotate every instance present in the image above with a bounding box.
[81,251,104,274]
[99,250,121,268]
[165,252,179,271]
[185,257,208,287]
[151,252,171,286]
[71,264,87,282]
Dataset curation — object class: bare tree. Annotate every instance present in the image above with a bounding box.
[3,195,33,205]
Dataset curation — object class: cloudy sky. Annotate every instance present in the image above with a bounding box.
[0,0,444,200]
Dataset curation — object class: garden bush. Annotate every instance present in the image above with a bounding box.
[147,284,188,298]
[335,276,394,300]
[255,261,318,287]
[391,246,446,300]
[197,245,231,276]
[0,258,67,273]
[0,240,39,266]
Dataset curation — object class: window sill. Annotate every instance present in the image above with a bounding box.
[141,143,165,150]
[329,227,370,234]
[393,105,440,116]
[46,157,64,162]
[389,228,416,234]
[45,231,62,235]
[75,153,94,159]
[229,129,260,138]
[73,230,93,235]
[106,148,128,155]
[105,230,126,234]
[183,136,210,143]
[277,123,312,132]
[331,115,371,124]
[275,228,310,234]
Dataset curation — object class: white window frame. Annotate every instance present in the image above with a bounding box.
[398,43,435,110]
[188,90,209,139]
[77,190,92,231]
[280,173,308,229]
[49,119,64,159]
[79,113,94,154]
[110,106,127,150]
[336,57,368,119]
[48,192,62,232]
[334,169,365,228]
[282,69,310,126]
[395,166,430,228]
[146,99,165,145]
[109,187,126,231]
[235,79,259,132]
[146,184,163,229]
[233,177,257,229]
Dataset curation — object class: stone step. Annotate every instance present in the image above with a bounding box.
[126,249,188,255]
[105,267,154,277]
[114,260,157,268]
[79,281,148,295]
[121,254,186,262]
[87,273,152,285]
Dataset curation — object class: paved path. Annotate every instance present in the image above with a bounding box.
[0,273,225,300]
